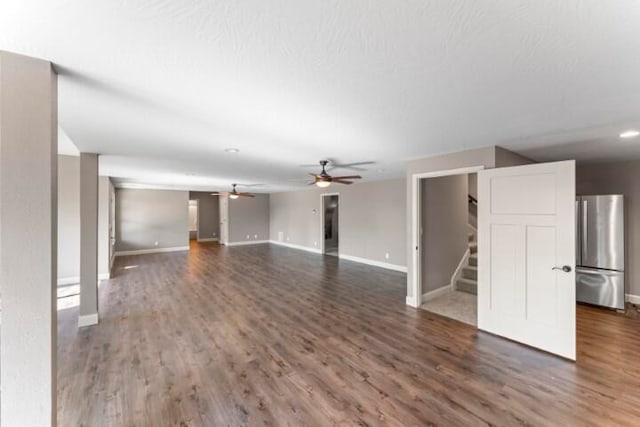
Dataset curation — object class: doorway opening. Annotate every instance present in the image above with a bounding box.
[219,194,229,245]
[322,194,339,256]
[188,199,199,241]
[418,171,479,326]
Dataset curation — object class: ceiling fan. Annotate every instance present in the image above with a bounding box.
[211,183,255,199]
[308,160,362,188]
[300,158,374,172]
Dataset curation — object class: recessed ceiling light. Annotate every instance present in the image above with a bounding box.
[619,130,640,139]
[225,148,240,153]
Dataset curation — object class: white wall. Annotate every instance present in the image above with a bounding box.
[270,179,406,268]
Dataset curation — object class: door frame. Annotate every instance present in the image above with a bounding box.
[188,199,199,242]
[219,194,229,245]
[408,165,485,307]
[320,192,340,254]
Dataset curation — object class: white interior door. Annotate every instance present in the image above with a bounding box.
[478,160,576,360]
[219,195,229,245]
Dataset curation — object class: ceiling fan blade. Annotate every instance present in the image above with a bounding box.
[326,161,374,172]
[238,193,255,197]
[331,175,362,180]
[332,180,354,185]
[308,173,320,177]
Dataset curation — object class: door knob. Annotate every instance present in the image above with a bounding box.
[552,265,572,273]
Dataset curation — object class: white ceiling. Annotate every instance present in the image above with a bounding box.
[2,1,640,192]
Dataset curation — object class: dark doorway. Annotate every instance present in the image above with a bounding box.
[323,195,339,256]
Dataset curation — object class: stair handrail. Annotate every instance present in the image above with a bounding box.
[468,194,478,205]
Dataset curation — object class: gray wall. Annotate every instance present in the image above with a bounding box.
[577,160,640,297]
[405,145,535,299]
[406,147,496,299]
[58,155,80,280]
[495,145,535,167]
[228,194,270,243]
[0,50,58,427]
[79,153,99,319]
[270,179,406,267]
[189,191,220,240]
[421,174,468,293]
[115,188,189,252]
[57,155,110,282]
[98,176,110,277]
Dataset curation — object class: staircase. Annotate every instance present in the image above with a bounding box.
[456,229,478,295]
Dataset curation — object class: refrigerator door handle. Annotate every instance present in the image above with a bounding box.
[582,199,588,263]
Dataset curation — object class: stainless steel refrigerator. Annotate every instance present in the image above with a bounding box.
[576,195,625,310]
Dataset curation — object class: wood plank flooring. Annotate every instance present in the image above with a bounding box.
[58,241,640,426]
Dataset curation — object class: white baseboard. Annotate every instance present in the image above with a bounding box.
[626,294,640,304]
[58,273,110,286]
[269,240,322,254]
[267,241,406,272]
[338,254,407,273]
[114,246,189,256]
[450,249,470,291]
[422,284,452,303]
[406,295,420,308]
[78,313,99,328]
[197,237,219,242]
[226,240,270,247]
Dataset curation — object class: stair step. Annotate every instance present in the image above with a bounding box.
[469,255,477,267]
[457,277,477,295]
[469,242,477,254]
[462,266,477,280]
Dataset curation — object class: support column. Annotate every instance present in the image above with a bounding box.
[79,152,99,327]
[0,51,57,426]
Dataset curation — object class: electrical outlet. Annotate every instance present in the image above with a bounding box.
[314,241,317,246]
[254,234,258,239]
[213,232,216,236]
[385,252,390,260]
[246,235,250,240]
[286,236,290,241]
[154,241,159,247]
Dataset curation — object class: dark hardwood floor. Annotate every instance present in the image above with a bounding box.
[58,241,640,426]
